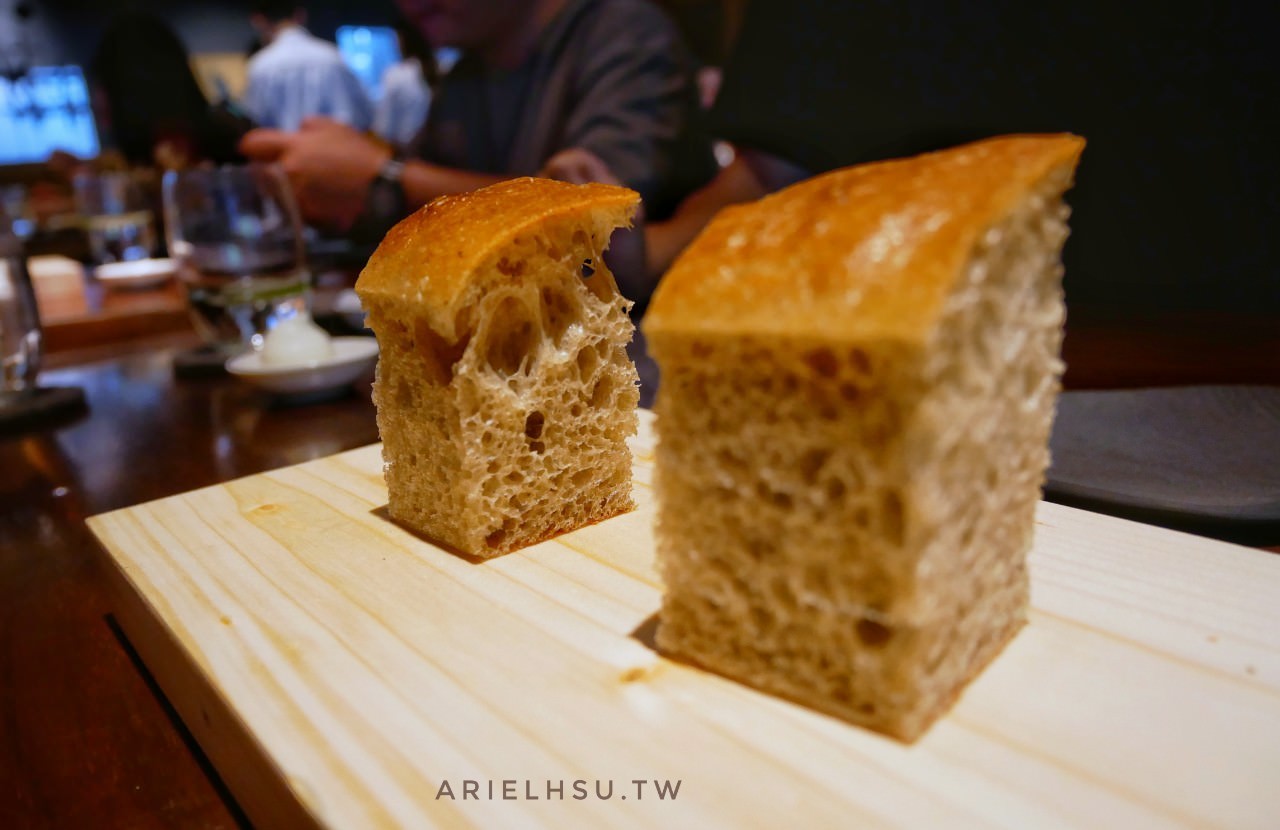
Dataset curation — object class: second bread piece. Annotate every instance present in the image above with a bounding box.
[643,135,1085,741]
[356,177,641,558]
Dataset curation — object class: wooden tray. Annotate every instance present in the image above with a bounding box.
[87,412,1280,829]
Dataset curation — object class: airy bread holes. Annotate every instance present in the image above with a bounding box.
[413,317,469,385]
[575,343,599,380]
[757,483,792,510]
[524,410,546,454]
[485,529,506,548]
[799,448,830,483]
[804,347,839,378]
[524,410,545,439]
[484,296,538,376]
[848,347,872,376]
[540,287,576,345]
[589,374,614,407]
[581,259,615,302]
[856,618,894,648]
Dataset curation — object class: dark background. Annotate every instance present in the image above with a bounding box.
[2,0,397,63]
[3,0,1277,316]
[711,0,1280,316]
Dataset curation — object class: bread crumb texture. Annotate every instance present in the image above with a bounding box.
[356,178,641,558]
[645,135,1084,741]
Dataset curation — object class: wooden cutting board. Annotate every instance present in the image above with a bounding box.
[88,412,1280,829]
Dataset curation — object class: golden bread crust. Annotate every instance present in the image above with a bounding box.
[356,177,638,339]
[644,134,1085,344]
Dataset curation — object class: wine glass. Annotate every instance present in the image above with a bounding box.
[0,205,42,407]
[162,164,310,355]
[73,171,157,264]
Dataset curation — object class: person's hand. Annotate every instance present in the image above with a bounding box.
[538,148,655,302]
[239,117,390,231]
[539,147,623,188]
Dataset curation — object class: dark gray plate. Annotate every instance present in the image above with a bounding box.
[1044,386,1280,544]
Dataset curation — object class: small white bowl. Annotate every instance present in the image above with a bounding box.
[94,258,176,290]
[226,337,379,398]
[331,288,368,330]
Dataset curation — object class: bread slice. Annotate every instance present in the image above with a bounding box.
[356,177,641,558]
[642,135,1085,741]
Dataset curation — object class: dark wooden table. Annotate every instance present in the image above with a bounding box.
[29,255,365,357]
[1,332,378,829]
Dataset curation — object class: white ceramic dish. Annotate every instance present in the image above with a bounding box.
[226,337,379,398]
[331,288,367,330]
[93,258,176,290]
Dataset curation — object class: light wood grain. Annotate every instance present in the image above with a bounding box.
[87,412,1280,829]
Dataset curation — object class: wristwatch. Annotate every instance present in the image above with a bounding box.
[367,156,407,219]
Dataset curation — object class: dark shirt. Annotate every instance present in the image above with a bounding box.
[710,0,1280,313]
[416,0,716,220]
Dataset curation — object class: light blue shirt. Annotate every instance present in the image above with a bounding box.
[244,26,373,132]
[373,59,432,148]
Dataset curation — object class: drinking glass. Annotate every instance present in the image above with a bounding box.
[1,185,34,239]
[0,222,42,407]
[162,164,310,354]
[73,171,157,264]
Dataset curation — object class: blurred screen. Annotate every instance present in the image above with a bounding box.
[0,65,100,165]
[336,25,400,103]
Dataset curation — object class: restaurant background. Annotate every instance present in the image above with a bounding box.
[2,0,1277,315]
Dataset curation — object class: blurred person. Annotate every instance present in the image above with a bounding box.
[651,0,733,110]
[373,18,437,150]
[243,0,373,132]
[88,12,249,170]
[554,0,1280,319]
[239,0,715,236]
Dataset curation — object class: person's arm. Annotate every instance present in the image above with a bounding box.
[398,162,505,208]
[542,146,807,299]
[554,3,710,213]
[642,155,767,278]
[539,147,648,301]
[646,148,809,276]
[239,118,504,231]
